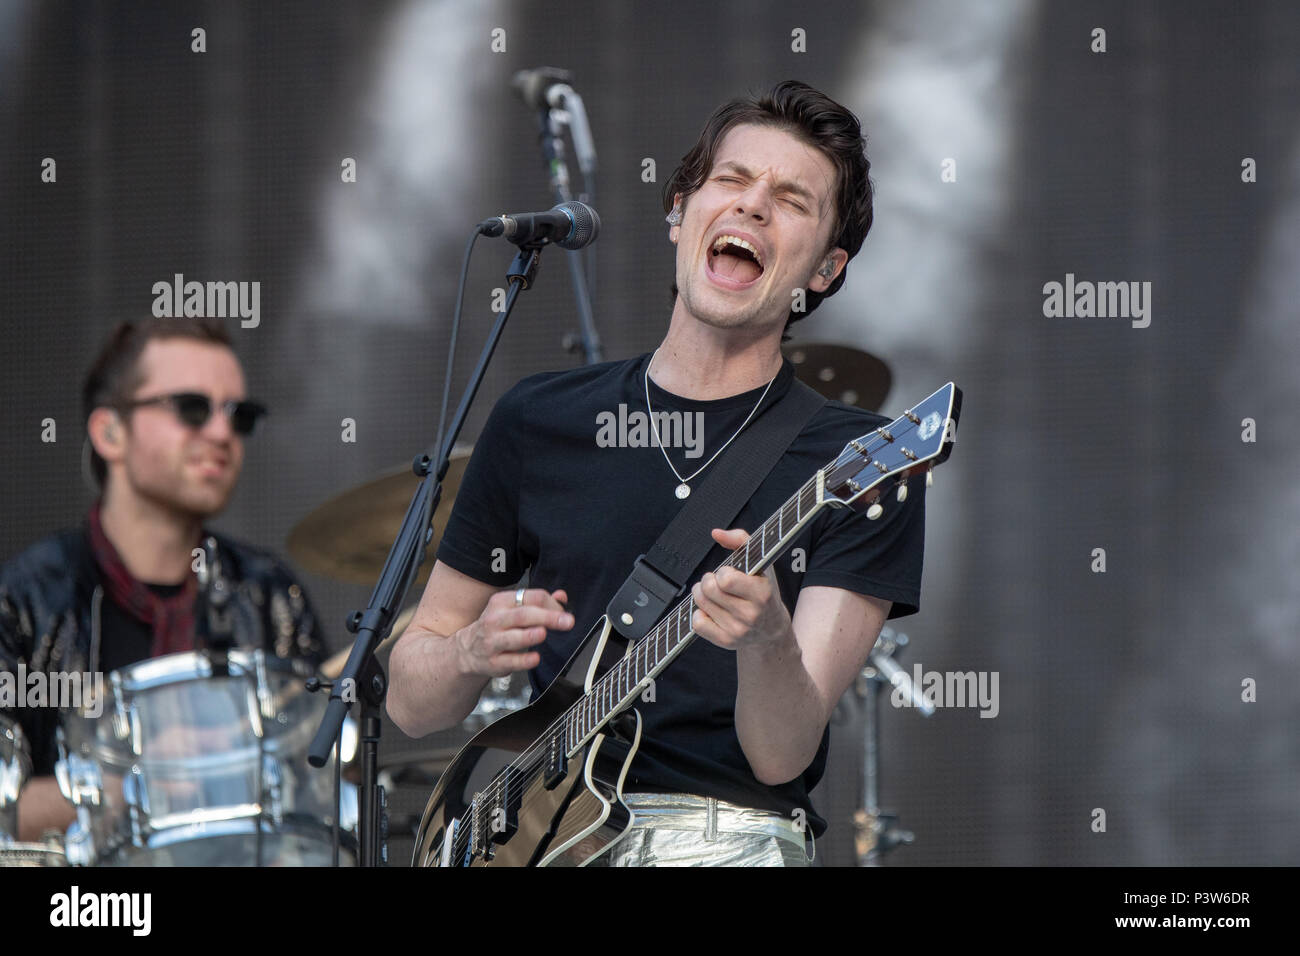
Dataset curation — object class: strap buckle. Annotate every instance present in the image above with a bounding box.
[605,554,680,640]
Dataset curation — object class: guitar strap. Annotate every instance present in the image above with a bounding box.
[605,368,826,641]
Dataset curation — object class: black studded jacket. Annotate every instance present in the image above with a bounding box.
[0,526,325,775]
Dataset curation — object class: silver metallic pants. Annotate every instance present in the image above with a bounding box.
[588,792,813,867]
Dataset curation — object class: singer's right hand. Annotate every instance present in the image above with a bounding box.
[455,588,572,679]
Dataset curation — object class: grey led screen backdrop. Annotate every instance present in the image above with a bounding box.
[1,0,1296,866]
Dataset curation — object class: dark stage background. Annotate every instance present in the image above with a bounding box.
[2,0,1297,866]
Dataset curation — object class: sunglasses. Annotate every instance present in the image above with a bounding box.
[121,392,268,436]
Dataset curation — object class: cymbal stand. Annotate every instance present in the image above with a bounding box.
[852,627,933,866]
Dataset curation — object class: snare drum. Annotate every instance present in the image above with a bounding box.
[1,716,70,867]
[58,649,357,866]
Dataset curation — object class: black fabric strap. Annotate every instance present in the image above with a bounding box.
[606,376,826,639]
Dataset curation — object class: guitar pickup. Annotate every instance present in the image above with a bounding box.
[488,774,519,845]
[543,733,567,790]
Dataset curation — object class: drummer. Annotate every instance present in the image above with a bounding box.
[0,317,325,843]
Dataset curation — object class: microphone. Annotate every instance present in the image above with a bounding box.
[512,67,597,176]
[479,201,600,250]
[512,66,573,111]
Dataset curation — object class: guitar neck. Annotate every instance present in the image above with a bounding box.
[563,470,830,756]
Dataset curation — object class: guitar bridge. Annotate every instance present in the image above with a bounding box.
[469,792,487,860]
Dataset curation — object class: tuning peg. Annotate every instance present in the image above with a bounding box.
[925,469,934,488]
[896,483,908,503]
[867,502,884,520]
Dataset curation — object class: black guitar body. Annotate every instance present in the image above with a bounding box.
[413,616,642,867]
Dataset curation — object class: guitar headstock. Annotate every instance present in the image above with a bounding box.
[821,382,962,513]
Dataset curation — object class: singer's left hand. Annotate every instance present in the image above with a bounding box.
[691,528,794,651]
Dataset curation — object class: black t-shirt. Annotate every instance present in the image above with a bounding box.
[435,353,926,836]
[98,582,188,675]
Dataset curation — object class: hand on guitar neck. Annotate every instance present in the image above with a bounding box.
[690,528,793,652]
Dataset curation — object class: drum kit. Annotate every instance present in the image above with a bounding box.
[58,650,358,866]
[0,343,904,867]
[2,652,358,867]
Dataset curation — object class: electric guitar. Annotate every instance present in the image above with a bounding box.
[413,382,962,866]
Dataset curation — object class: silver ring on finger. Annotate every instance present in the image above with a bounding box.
[514,587,526,607]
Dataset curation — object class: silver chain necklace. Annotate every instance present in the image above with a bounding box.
[644,348,778,499]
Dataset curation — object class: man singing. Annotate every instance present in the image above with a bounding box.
[389,80,926,866]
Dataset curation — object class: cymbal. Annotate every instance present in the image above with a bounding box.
[287,446,472,587]
[782,343,892,412]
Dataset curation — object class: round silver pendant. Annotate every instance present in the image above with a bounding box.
[675,483,691,499]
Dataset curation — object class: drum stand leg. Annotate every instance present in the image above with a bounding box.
[854,629,923,867]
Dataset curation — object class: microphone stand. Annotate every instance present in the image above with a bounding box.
[307,240,551,867]
[534,107,602,364]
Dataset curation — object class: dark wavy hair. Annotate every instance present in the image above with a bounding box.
[82,318,233,489]
[663,80,874,338]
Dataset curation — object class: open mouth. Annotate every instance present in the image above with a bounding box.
[707,234,765,286]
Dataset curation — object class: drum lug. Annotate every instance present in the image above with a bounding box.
[262,755,285,825]
[254,649,276,723]
[55,749,104,809]
[110,671,131,744]
[63,809,97,866]
[124,768,150,846]
[127,702,144,756]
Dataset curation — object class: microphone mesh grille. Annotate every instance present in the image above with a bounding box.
[558,201,600,250]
